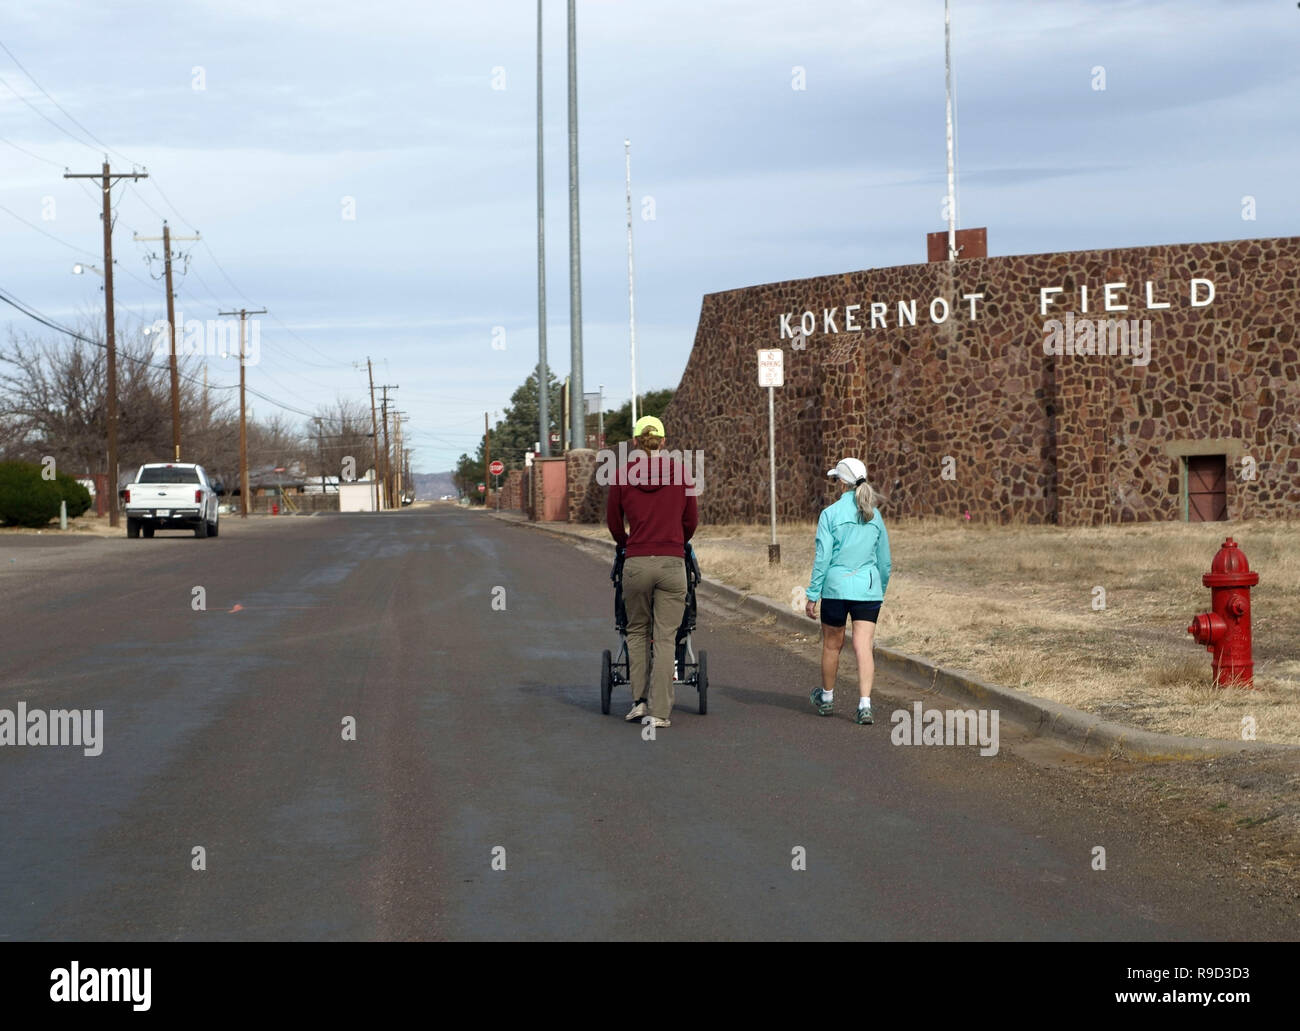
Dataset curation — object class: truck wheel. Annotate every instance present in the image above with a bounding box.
[142,525,155,538]
[194,518,208,538]
[127,518,140,539]
[210,518,219,537]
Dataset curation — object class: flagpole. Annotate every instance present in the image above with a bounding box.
[624,138,639,427]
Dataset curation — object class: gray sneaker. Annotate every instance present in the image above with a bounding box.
[809,687,833,716]
[854,700,874,725]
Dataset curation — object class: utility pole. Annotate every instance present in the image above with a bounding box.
[483,408,491,496]
[484,411,491,507]
[536,0,550,458]
[366,358,381,512]
[567,0,585,452]
[390,412,406,505]
[218,307,267,517]
[314,416,326,496]
[134,221,199,459]
[379,395,390,510]
[64,161,147,527]
[378,385,398,509]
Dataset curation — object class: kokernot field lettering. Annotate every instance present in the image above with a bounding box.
[779,293,985,337]
[778,276,1216,339]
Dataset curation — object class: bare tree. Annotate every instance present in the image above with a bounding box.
[245,412,308,477]
[0,317,239,485]
[311,398,373,480]
[1,315,369,499]
[0,316,125,477]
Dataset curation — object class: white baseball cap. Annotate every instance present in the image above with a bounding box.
[827,457,868,486]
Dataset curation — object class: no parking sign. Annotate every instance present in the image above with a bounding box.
[757,348,784,387]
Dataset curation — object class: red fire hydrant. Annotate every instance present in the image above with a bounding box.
[1187,538,1259,688]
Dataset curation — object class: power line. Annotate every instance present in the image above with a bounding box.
[0,37,140,165]
[0,133,63,167]
[0,70,99,152]
[0,38,346,374]
[0,40,360,416]
[0,203,99,257]
[125,180,168,224]
[147,178,197,234]
[0,201,167,306]
[0,283,361,427]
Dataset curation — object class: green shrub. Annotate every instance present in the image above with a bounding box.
[0,462,63,528]
[55,472,92,518]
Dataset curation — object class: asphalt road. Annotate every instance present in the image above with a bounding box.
[0,507,1293,941]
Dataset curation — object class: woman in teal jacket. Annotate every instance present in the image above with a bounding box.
[804,457,891,725]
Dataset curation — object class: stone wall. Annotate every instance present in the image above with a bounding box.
[499,468,524,511]
[663,236,1300,525]
[565,448,605,523]
[521,468,534,519]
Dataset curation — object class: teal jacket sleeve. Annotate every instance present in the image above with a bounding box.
[876,518,892,596]
[808,509,833,601]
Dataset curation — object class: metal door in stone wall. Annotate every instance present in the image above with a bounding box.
[539,458,567,522]
[1187,454,1227,522]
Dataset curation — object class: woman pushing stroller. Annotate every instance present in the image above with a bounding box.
[605,416,699,729]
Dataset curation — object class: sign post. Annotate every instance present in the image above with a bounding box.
[757,348,784,565]
[489,459,504,510]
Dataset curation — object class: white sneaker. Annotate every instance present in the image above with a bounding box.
[624,701,648,722]
[642,716,671,728]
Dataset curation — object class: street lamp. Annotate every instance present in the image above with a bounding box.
[71,263,104,277]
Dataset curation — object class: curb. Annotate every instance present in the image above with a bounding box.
[489,511,1296,761]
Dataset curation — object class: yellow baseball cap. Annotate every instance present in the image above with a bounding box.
[633,415,664,438]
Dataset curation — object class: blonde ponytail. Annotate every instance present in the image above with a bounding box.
[853,479,883,522]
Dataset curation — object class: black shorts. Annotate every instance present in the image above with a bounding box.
[819,599,882,627]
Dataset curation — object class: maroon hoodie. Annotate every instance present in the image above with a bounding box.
[606,453,698,558]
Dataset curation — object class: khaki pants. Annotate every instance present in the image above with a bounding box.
[623,555,688,719]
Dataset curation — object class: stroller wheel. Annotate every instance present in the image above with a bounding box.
[600,649,612,715]
[697,651,708,715]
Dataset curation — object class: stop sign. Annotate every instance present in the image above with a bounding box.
[477,483,485,493]
[489,460,504,476]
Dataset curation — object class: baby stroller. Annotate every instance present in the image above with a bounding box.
[601,543,708,716]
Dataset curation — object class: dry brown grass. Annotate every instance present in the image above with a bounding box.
[576,517,1300,745]
[0,512,119,537]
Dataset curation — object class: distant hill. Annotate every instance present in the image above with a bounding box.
[412,471,458,499]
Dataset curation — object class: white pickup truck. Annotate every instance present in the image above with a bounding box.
[124,463,221,539]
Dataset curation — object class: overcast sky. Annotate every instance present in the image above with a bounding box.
[1,0,1297,470]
